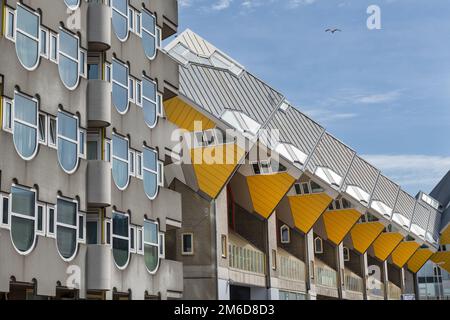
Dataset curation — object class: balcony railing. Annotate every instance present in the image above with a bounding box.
[344,270,364,293]
[368,278,385,298]
[278,253,306,282]
[315,263,337,288]
[388,282,402,300]
[229,243,265,275]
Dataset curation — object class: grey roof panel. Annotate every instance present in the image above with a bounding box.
[370,174,400,209]
[394,190,416,220]
[343,156,380,195]
[179,64,283,126]
[427,209,442,244]
[306,133,355,178]
[265,107,324,158]
[430,170,450,208]
[412,202,431,231]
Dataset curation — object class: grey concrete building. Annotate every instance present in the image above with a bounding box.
[0,0,182,300]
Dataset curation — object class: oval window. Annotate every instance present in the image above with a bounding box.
[144,220,160,273]
[58,29,80,90]
[57,111,79,174]
[15,4,40,70]
[64,0,80,10]
[56,198,79,261]
[111,0,129,41]
[112,212,130,269]
[13,91,39,160]
[142,77,158,128]
[141,9,157,60]
[112,134,130,190]
[10,186,37,255]
[112,60,130,114]
[143,147,159,200]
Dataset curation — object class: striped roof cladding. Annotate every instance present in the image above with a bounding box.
[370,174,400,209]
[412,203,431,231]
[264,107,325,160]
[394,190,416,220]
[174,29,217,57]
[427,209,442,244]
[306,133,355,179]
[343,156,380,195]
[179,64,284,127]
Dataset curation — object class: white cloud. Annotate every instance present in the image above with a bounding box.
[302,108,357,123]
[288,0,317,8]
[179,0,193,7]
[362,154,450,194]
[353,90,402,104]
[212,0,233,10]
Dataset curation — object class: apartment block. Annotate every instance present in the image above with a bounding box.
[0,0,182,300]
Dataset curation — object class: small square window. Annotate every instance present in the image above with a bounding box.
[48,117,57,148]
[38,113,47,144]
[182,233,194,255]
[2,99,13,132]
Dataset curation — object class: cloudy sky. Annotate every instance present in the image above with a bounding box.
[175,0,450,195]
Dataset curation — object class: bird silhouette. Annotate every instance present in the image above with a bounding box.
[325,28,342,34]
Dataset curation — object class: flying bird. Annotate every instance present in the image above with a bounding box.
[325,28,342,34]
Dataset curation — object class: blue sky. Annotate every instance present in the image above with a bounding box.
[176,0,450,195]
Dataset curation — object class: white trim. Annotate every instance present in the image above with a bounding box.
[2,97,13,133]
[15,3,41,71]
[142,146,160,200]
[112,133,131,191]
[49,32,58,63]
[137,226,144,255]
[135,80,142,107]
[136,151,143,179]
[158,161,164,187]
[111,0,130,42]
[77,212,86,244]
[57,110,80,174]
[280,224,290,244]
[128,77,136,103]
[343,247,350,262]
[55,196,80,262]
[159,232,165,259]
[104,218,112,246]
[130,225,137,253]
[181,233,194,256]
[39,26,49,59]
[142,75,159,128]
[79,48,87,79]
[38,112,47,145]
[112,211,131,270]
[129,149,136,177]
[46,204,56,238]
[5,6,16,42]
[0,193,11,230]
[64,0,81,11]
[36,202,46,236]
[58,27,81,91]
[47,115,57,149]
[78,128,87,159]
[141,8,157,60]
[112,59,130,114]
[143,219,160,274]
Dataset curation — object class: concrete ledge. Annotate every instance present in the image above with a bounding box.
[88,80,111,128]
[88,2,111,51]
[87,160,111,208]
[86,245,112,291]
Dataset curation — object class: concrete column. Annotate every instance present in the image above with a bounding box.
[361,252,369,300]
[382,261,389,300]
[400,267,406,295]
[305,229,317,300]
[336,243,346,299]
[266,213,279,300]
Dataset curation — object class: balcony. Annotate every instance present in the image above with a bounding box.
[87,160,111,208]
[388,282,402,300]
[87,80,111,128]
[228,233,266,287]
[368,278,385,300]
[344,269,364,300]
[86,245,112,291]
[315,260,339,298]
[87,1,111,51]
[277,249,306,293]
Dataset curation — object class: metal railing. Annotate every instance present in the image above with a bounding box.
[368,278,385,298]
[279,255,306,282]
[344,270,364,293]
[229,243,265,275]
[315,264,337,288]
[388,282,402,300]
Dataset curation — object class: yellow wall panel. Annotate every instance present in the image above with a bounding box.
[440,224,450,245]
[350,222,385,254]
[191,144,245,199]
[288,193,333,234]
[165,97,216,131]
[372,232,404,261]
[391,241,420,268]
[407,249,433,273]
[247,173,296,219]
[431,251,450,274]
[322,209,361,245]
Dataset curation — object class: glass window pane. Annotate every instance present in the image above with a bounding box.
[17,5,39,38]
[113,238,129,268]
[58,139,78,172]
[144,220,158,244]
[58,112,77,140]
[15,94,37,124]
[56,225,77,259]
[59,29,78,58]
[113,213,129,238]
[58,55,79,89]
[11,216,35,252]
[16,31,39,69]
[13,122,37,159]
[11,186,35,217]
[87,221,98,244]
[143,148,157,170]
[144,244,158,272]
[112,135,128,159]
[57,199,77,226]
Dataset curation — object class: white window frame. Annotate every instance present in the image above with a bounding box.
[112,133,130,190]
[136,151,143,179]
[58,27,81,90]
[136,80,142,107]
[112,59,130,114]
[46,204,56,238]
[2,97,13,133]
[0,193,11,229]
[5,6,16,42]
[137,226,144,255]
[143,147,161,200]
[47,115,57,149]
[15,3,41,71]
[130,225,137,253]
[36,202,46,236]
[78,212,86,244]
[142,75,159,128]
[86,213,102,245]
[104,218,112,246]
[129,149,136,177]
[280,224,290,244]
[158,161,164,187]
[128,7,135,32]
[79,48,87,78]
[135,11,142,36]
[78,128,87,159]
[39,27,49,59]
[49,32,58,63]
[159,232,165,259]
[112,211,131,270]
[128,77,135,103]
[111,0,129,42]
[182,233,194,256]
[57,110,80,174]
[104,62,112,82]
[343,247,350,262]
[141,8,157,60]
[314,237,323,254]
[144,219,160,274]
[38,112,47,145]
[156,27,162,49]
[55,196,80,262]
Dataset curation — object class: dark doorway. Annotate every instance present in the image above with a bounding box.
[230,285,251,300]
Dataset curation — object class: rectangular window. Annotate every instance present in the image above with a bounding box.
[87,132,101,160]
[272,250,277,270]
[79,129,86,158]
[105,63,112,82]
[1,195,10,228]
[128,78,135,102]
[302,183,310,194]
[136,152,143,179]
[157,93,163,117]
[136,12,142,36]
[38,113,47,144]
[104,139,111,162]
[87,54,101,80]
[137,227,144,255]
[136,81,142,106]
[294,183,302,195]
[158,161,164,187]
[6,8,15,41]
[182,233,194,255]
[221,235,227,258]
[78,213,85,243]
[2,98,13,132]
[40,28,49,58]
[48,116,57,148]
[36,203,46,235]
[105,220,112,245]
[130,226,136,253]
[47,205,56,238]
[128,8,134,31]
[159,233,165,258]
[79,50,87,78]
[50,32,58,62]
[156,27,162,49]
[129,150,136,176]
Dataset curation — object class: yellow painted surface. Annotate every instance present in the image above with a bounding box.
[407,249,434,273]
[372,232,404,261]
[431,251,450,274]
[288,193,333,234]
[440,224,450,245]
[391,241,420,268]
[350,222,385,254]
[322,209,361,245]
[165,97,216,131]
[191,144,245,199]
[247,173,296,219]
